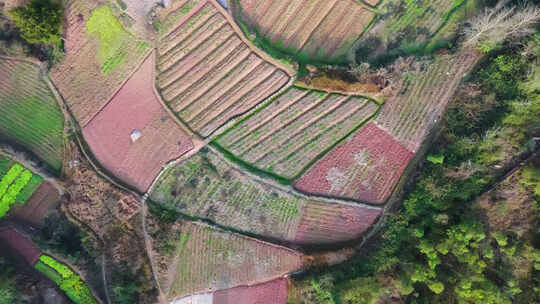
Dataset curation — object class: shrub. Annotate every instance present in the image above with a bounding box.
[8,0,63,46]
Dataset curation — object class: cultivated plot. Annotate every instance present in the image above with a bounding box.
[232,0,375,62]
[148,218,302,301]
[150,150,381,244]
[375,51,480,152]
[0,58,64,172]
[215,87,379,179]
[213,278,288,304]
[156,0,290,138]
[50,1,150,126]
[295,122,413,205]
[83,53,194,193]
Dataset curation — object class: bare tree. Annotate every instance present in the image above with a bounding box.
[462,2,540,51]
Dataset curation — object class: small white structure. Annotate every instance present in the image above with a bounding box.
[130,129,142,142]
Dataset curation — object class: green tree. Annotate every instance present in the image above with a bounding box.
[9,0,63,46]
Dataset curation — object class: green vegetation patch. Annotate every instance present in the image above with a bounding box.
[0,161,42,218]
[34,255,97,304]
[86,5,131,71]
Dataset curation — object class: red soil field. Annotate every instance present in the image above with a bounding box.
[213,278,288,304]
[12,181,60,226]
[0,228,41,265]
[294,123,414,205]
[82,53,193,192]
[294,201,381,244]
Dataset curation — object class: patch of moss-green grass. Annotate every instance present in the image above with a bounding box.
[86,5,131,70]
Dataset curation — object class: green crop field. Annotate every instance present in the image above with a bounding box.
[0,160,43,218]
[34,255,98,304]
[0,58,65,173]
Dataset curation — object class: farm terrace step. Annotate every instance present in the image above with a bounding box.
[82,53,194,193]
[215,86,379,179]
[50,1,151,126]
[0,58,65,171]
[149,150,381,244]
[232,0,375,62]
[147,218,303,301]
[156,0,290,138]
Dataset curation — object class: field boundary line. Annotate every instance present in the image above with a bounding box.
[293,81,385,105]
[209,0,297,77]
[81,48,153,128]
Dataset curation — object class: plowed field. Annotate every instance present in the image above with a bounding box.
[150,149,381,244]
[50,1,150,126]
[0,58,64,171]
[0,228,41,265]
[149,218,302,301]
[232,0,375,62]
[215,87,379,179]
[156,0,290,138]
[82,53,193,192]
[213,278,288,304]
[375,52,480,152]
[295,122,414,205]
[12,181,60,226]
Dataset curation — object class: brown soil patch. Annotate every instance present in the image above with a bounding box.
[213,278,289,304]
[82,53,194,192]
[12,181,60,226]
[0,228,41,265]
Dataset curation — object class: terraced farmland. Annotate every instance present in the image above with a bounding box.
[156,0,290,138]
[215,87,379,179]
[213,278,288,304]
[150,149,381,244]
[50,1,150,126]
[0,58,64,172]
[375,51,480,152]
[295,122,414,205]
[148,218,303,301]
[232,0,376,62]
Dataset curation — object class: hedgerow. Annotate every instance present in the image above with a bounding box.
[35,255,97,304]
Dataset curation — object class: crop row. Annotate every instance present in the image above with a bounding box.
[34,255,97,304]
[235,0,375,61]
[0,58,65,171]
[375,52,479,152]
[0,163,42,218]
[156,220,303,300]
[215,87,379,179]
[156,0,289,138]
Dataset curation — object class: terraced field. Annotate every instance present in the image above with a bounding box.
[295,122,414,205]
[232,0,376,62]
[149,219,303,301]
[50,0,150,126]
[375,51,480,152]
[0,58,64,172]
[215,87,379,179]
[150,150,381,244]
[156,0,290,138]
